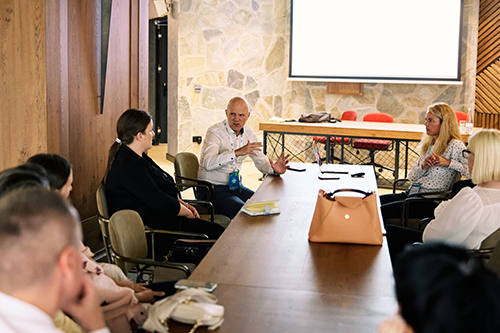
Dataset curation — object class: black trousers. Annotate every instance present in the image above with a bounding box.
[380,190,439,222]
[385,224,423,266]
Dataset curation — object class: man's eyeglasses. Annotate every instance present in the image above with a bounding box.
[462,149,473,158]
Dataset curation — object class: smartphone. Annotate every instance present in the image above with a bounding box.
[174,279,218,292]
[318,175,340,180]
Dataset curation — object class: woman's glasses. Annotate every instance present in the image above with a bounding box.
[462,149,473,158]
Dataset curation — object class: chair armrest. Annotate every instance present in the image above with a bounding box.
[408,190,451,199]
[468,248,495,260]
[145,228,209,239]
[418,217,433,231]
[402,197,448,228]
[393,178,410,193]
[175,174,215,201]
[111,253,193,275]
[183,199,215,222]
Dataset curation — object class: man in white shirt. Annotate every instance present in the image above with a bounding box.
[198,97,289,219]
[0,188,109,333]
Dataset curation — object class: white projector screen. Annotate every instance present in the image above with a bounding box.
[289,0,463,84]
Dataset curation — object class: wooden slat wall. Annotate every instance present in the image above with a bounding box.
[475,0,500,129]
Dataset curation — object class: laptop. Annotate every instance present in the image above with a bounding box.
[312,141,349,174]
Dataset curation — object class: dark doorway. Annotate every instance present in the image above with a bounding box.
[149,17,168,144]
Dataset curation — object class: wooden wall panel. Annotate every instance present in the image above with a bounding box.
[476,0,500,129]
[0,0,48,170]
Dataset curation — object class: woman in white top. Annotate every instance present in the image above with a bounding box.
[423,129,500,248]
[386,129,500,262]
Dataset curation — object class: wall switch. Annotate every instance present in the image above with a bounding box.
[194,84,201,93]
[193,136,202,144]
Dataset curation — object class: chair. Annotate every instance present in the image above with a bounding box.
[174,152,231,227]
[485,236,500,277]
[96,183,112,263]
[97,183,210,263]
[454,110,468,123]
[390,172,462,229]
[352,113,394,175]
[108,210,195,282]
[312,111,357,163]
[470,227,500,262]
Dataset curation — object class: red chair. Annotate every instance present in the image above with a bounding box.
[313,111,357,163]
[454,110,468,123]
[352,113,394,174]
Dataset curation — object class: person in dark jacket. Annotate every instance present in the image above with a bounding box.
[104,109,224,255]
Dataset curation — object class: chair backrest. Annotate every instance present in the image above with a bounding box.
[454,110,468,122]
[109,210,148,273]
[174,152,200,191]
[486,237,500,278]
[342,110,357,121]
[363,113,393,123]
[96,183,110,219]
[480,227,500,250]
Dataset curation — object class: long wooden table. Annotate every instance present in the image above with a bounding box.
[260,121,474,181]
[170,164,397,333]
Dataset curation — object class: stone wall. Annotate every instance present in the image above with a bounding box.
[174,0,479,154]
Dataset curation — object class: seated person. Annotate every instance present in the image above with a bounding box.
[378,243,500,333]
[386,129,500,262]
[104,109,224,256]
[0,188,109,333]
[380,103,469,223]
[25,154,167,333]
[197,97,289,219]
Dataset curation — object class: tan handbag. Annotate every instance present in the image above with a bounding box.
[308,189,383,245]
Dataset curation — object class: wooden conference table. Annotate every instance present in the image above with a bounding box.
[260,121,474,180]
[170,164,397,333]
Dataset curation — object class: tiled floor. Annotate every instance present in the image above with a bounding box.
[149,144,393,197]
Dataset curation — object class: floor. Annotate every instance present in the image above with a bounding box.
[149,144,393,197]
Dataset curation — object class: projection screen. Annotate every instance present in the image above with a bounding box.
[289,0,463,84]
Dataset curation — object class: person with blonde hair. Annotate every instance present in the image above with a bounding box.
[423,129,500,248]
[380,103,470,222]
[385,129,500,261]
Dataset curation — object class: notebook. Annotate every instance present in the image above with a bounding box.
[312,141,349,174]
[241,200,280,216]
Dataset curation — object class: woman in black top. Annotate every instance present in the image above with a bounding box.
[104,109,224,248]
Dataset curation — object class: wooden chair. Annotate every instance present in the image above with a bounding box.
[109,209,195,283]
[174,152,231,227]
[96,183,112,263]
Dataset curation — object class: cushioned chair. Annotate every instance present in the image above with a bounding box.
[470,227,500,263]
[312,111,357,163]
[352,113,394,175]
[96,183,112,263]
[97,183,210,263]
[174,152,231,227]
[454,110,468,122]
[109,210,196,283]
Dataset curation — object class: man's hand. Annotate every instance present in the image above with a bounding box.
[235,140,263,157]
[63,277,107,332]
[269,152,290,175]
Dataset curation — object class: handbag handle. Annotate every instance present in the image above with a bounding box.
[326,188,374,198]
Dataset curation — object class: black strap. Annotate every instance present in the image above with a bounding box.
[327,188,373,198]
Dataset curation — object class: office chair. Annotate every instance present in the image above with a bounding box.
[108,209,195,283]
[454,110,468,123]
[312,110,357,163]
[352,113,394,175]
[174,152,231,227]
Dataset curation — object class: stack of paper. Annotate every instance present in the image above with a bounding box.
[242,200,280,216]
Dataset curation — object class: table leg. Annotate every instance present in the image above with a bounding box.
[394,140,400,181]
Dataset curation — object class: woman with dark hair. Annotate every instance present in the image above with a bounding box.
[104,109,224,250]
[27,153,73,198]
[378,244,500,333]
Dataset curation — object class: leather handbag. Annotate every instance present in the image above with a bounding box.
[164,239,216,265]
[308,189,383,245]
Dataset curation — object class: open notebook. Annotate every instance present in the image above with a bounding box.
[241,200,280,216]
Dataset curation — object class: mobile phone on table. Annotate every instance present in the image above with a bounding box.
[318,175,340,180]
[174,279,217,292]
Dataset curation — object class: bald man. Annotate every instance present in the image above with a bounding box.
[0,189,109,333]
[197,97,289,219]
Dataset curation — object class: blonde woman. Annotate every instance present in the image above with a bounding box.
[381,103,470,222]
[423,129,500,248]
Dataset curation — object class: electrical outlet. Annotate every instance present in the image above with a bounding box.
[193,136,202,144]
